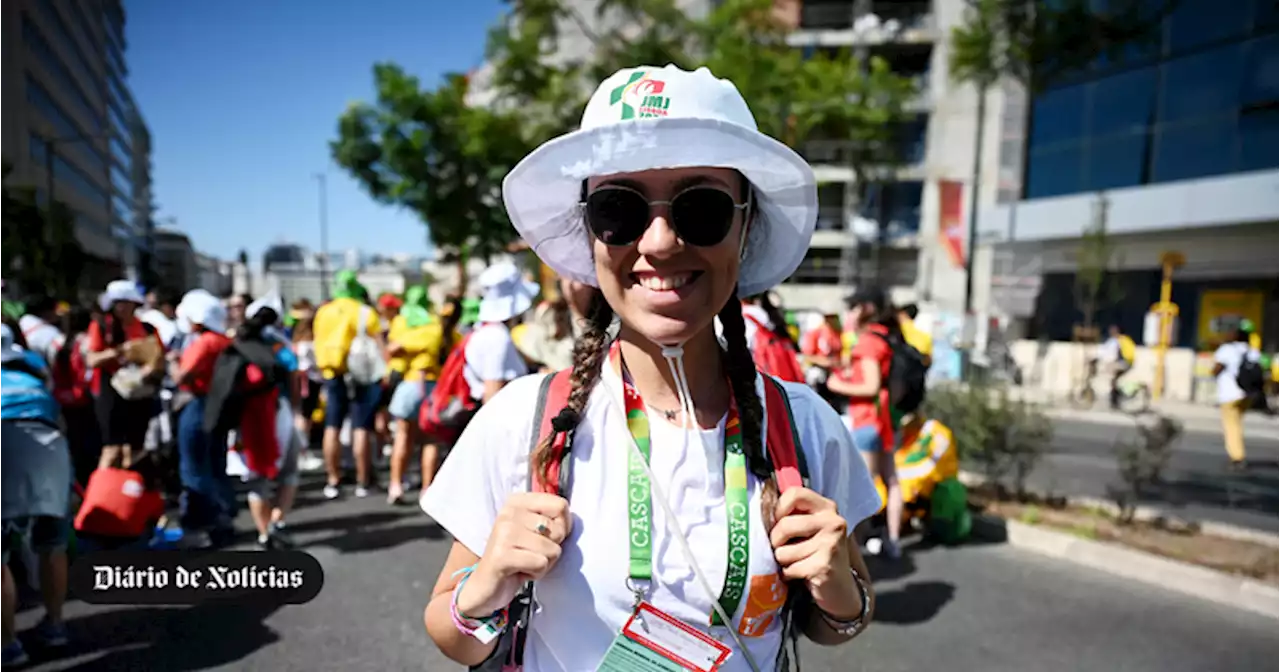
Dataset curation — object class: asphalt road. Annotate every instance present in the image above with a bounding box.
[14,470,1278,672]
[1022,416,1280,531]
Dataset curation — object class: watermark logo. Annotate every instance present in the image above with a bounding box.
[71,550,325,606]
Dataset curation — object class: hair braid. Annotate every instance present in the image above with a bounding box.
[530,289,615,487]
[718,290,783,532]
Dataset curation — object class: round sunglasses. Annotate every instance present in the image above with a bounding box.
[582,185,750,247]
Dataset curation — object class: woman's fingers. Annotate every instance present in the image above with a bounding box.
[514,508,570,545]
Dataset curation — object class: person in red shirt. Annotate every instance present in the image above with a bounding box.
[801,313,842,369]
[826,287,904,560]
[173,292,232,547]
[84,281,165,470]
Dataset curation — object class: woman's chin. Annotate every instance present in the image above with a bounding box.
[624,312,712,348]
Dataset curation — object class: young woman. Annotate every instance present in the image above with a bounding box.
[421,65,880,672]
[385,285,451,504]
[826,287,903,560]
[172,292,233,548]
[85,280,164,470]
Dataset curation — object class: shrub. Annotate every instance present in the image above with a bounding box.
[923,380,1053,497]
[1110,413,1183,524]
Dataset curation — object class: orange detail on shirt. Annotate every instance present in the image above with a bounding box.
[738,573,788,638]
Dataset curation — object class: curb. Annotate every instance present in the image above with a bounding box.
[971,514,1279,620]
[957,470,1279,548]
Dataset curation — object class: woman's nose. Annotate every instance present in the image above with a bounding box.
[636,209,681,257]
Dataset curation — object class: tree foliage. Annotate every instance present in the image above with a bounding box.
[949,0,1181,91]
[333,0,918,267]
[1074,193,1123,336]
[1,162,85,299]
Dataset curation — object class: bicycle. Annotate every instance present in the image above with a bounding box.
[1068,359,1150,414]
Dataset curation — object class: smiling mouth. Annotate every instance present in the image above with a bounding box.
[630,271,704,292]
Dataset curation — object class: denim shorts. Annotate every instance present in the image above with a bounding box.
[2,516,70,564]
[323,376,381,431]
[850,425,885,454]
[389,380,434,421]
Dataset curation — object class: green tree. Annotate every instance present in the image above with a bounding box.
[336,0,916,282]
[1074,193,1123,339]
[331,67,532,292]
[2,162,85,299]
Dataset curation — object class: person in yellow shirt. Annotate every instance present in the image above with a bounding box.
[312,270,384,500]
[385,286,456,504]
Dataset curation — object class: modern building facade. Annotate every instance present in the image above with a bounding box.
[0,0,155,292]
[770,0,1006,315]
[977,0,1278,351]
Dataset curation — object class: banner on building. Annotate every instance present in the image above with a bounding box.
[938,180,966,268]
[1197,289,1265,350]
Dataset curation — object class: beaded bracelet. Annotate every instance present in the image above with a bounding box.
[449,564,509,644]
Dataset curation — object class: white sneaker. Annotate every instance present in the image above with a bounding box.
[299,454,325,472]
[354,485,371,498]
[323,484,341,500]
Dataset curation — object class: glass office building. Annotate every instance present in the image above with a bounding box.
[1023,0,1277,200]
[980,0,1278,352]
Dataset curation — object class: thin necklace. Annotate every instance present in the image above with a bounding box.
[648,404,681,422]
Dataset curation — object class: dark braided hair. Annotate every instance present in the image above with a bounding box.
[717,288,783,533]
[530,289,615,487]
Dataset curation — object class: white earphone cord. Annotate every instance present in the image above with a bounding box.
[648,346,765,672]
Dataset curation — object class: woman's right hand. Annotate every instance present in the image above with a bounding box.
[454,492,571,618]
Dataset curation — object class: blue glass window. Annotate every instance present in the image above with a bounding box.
[1241,35,1278,107]
[111,164,132,198]
[25,76,105,177]
[1085,132,1150,191]
[22,18,102,133]
[29,133,109,209]
[1088,67,1157,136]
[1025,144,1085,198]
[1167,0,1250,54]
[1152,118,1236,182]
[29,1,101,99]
[1030,85,1087,148]
[1160,45,1243,123]
[1238,109,1279,172]
[110,136,131,171]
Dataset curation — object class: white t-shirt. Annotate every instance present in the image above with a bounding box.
[422,365,881,672]
[463,323,529,400]
[1096,337,1121,364]
[17,315,64,366]
[1214,341,1261,405]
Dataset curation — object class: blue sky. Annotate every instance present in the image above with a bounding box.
[125,0,506,262]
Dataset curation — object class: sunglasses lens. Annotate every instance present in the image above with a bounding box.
[586,189,650,246]
[672,188,737,247]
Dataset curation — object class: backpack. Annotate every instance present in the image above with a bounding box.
[1237,355,1266,396]
[744,314,805,384]
[476,372,811,672]
[869,330,929,416]
[418,334,478,444]
[346,305,387,386]
[52,336,91,407]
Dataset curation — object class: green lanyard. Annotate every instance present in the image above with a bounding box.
[611,343,749,628]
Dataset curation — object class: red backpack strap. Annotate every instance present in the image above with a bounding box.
[527,369,575,496]
[762,374,810,492]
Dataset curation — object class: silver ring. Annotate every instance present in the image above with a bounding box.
[534,518,550,536]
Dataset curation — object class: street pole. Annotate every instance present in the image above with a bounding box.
[961,84,988,378]
[314,173,330,301]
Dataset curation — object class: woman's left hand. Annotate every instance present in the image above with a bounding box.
[769,487,861,620]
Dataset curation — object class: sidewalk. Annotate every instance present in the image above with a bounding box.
[1043,399,1278,439]
[946,382,1278,439]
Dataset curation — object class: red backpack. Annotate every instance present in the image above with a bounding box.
[52,336,91,408]
[482,371,810,671]
[418,333,478,444]
[744,313,805,384]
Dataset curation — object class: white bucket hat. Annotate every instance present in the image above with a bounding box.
[477,263,540,324]
[502,64,818,298]
[176,290,226,334]
[247,291,284,322]
[102,279,146,308]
